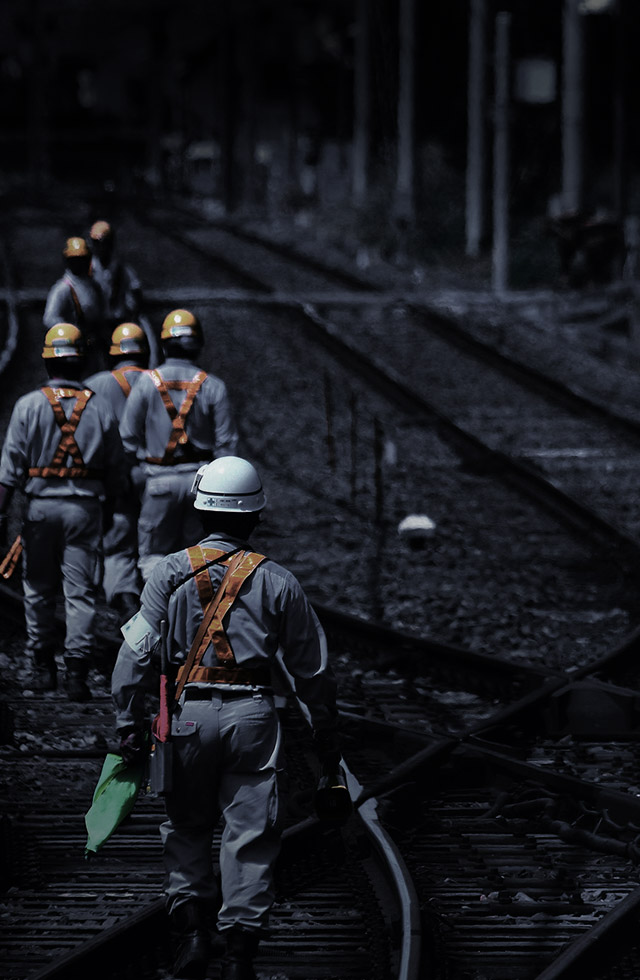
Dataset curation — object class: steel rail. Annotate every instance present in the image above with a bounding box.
[136,197,379,293]
[410,302,640,441]
[532,884,640,979]
[294,300,640,564]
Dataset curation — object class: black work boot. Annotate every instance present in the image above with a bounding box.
[63,659,92,702]
[171,900,211,980]
[30,650,58,692]
[219,926,260,980]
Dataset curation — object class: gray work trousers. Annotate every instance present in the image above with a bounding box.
[102,509,140,603]
[161,688,285,933]
[22,496,102,664]
[138,470,204,581]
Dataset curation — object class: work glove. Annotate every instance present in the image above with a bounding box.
[118,728,147,766]
[0,514,7,550]
[313,729,341,774]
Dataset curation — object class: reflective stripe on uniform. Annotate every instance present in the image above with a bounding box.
[121,610,160,654]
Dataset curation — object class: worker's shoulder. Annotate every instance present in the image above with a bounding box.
[84,370,114,391]
[256,554,304,592]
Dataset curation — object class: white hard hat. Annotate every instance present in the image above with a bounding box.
[192,456,266,513]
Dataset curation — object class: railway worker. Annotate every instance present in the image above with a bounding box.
[85,323,151,624]
[43,236,107,373]
[111,455,340,980]
[0,323,129,701]
[89,220,160,366]
[119,308,238,582]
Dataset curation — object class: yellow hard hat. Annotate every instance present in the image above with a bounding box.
[90,220,112,242]
[63,236,90,259]
[42,323,85,359]
[109,322,149,357]
[161,308,203,344]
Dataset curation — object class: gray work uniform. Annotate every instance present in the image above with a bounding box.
[43,272,108,373]
[89,259,161,368]
[111,534,337,933]
[85,363,147,604]
[90,255,141,323]
[119,359,238,580]
[0,378,129,668]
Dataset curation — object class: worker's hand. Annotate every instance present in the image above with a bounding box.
[118,728,147,766]
[313,729,341,773]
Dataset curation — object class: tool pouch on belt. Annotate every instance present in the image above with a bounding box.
[148,620,174,797]
[147,725,173,798]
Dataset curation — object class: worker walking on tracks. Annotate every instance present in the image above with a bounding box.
[111,455,340,980]
[85,323,150,624]
[89,220,160,366]
[0,323,129,700]
[119,308,238,582]
[43,236,108,374]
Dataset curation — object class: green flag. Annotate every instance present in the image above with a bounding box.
[84,752,145,857]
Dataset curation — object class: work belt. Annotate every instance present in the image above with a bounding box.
[145,448,211,466]
[179,665,272,691]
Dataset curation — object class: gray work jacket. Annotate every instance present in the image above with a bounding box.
[111,534,338,737]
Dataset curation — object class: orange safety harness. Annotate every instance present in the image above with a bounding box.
[145,369,209,465]
[174,545,267,699]
[112,365,146,397]
[28,387,103,480]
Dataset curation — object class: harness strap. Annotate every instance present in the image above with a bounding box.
[174,547,266,699]
[64,277,84,326]
[28,387,97,479]
[112,365,145,397]
[145,369,207,465]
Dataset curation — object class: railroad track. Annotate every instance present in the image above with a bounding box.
[3,195,640,978]
[3,568,640,980]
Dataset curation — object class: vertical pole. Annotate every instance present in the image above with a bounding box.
[324,372,336,471]
[562,0,584,214]
[352,0,371,206]
[27,0,48,193]
[220,6,238,213]
[350,392,358,505]
[492,12,511,295]
[373,418,384,525]
[394,0,415,221]
[147,26,165,190]
[466,0,487,257]
[612,0,626,221]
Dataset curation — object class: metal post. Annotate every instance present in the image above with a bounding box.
[324,371,336,471]
[352,0,371,206]
[394,0,415,221]
[562,0,584,214]
[466,0,487,257]
[492,12,511,295]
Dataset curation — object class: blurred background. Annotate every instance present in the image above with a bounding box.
[1,0,639,288]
